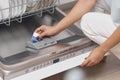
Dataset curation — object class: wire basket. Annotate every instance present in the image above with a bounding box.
[0,0,60,26]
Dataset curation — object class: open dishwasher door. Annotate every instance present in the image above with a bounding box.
[0,1,97,80]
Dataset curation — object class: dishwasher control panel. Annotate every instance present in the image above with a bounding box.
[25,44,97,74]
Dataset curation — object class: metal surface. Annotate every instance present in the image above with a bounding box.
[0,37,96,80]
[0,7,93,80]
[27,37,58,50]
[0,8,76,63]
[0,1,97,80]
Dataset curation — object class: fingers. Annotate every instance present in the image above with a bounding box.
[35,27,41,33]
[35,25,46,33]
[35,25,47,39]
[81,58,90,67]
[86,60,97,67]
[81,58,98,67]
[38,32,47,39]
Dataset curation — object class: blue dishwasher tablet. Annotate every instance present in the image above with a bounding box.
[31,32,40,43]
[31,36,39,43]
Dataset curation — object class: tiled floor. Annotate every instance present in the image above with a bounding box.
[43,53,120,80]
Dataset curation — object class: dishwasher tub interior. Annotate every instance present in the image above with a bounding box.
[0,1,96,80]
[0,7,84,65]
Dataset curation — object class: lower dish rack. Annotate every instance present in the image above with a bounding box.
[0,0,60,26]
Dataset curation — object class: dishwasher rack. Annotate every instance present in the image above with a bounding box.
[0,0,60,26]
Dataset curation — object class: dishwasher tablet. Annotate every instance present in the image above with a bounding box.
[31,32,40,43]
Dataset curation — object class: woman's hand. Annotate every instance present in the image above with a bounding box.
[35,25,60,39]
[81,46,106,67]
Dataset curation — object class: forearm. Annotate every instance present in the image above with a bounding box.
[100,27,120,53]
[55,0,96,32]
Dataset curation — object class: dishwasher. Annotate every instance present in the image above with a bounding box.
[0,0,97,80]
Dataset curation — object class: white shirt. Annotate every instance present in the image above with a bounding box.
[105,0,120,27]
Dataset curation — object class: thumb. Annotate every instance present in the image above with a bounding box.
[39,32,47,39]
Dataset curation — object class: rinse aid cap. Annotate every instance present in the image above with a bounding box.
[31,32,40,43]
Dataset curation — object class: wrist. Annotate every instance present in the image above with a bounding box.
[54,25,63,33]
[99,44,110,54]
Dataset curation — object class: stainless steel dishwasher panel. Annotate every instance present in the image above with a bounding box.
[0,10,75,60]
[0,0,95,80]
[0,3,96,80]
